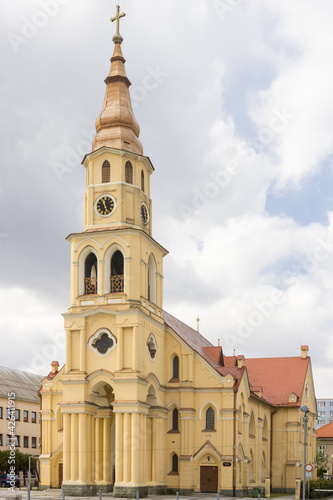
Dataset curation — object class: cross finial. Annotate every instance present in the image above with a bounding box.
[111,5,126,44]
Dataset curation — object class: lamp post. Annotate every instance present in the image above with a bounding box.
[301,405,309,500]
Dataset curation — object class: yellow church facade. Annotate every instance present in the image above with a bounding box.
[39,8,317,497]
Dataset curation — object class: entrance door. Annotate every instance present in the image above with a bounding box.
[200,466,218,493]
[58,463,63,488]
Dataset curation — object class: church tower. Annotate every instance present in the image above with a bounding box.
[40,7,169,497]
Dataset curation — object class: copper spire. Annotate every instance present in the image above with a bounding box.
[92,6,143,155]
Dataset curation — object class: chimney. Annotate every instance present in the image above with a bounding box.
[51,361,59,373]
[237,355,245,368]
[301,345,309,359]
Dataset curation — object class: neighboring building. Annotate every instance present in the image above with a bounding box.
[317,422,333,479]
[0,366,42,457]
[316,399,333,428]
[39,9,317,498]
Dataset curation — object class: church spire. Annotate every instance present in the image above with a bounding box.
[92,5,143,155]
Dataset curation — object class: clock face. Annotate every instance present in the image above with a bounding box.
[96,195,115,216]
[141,203,149,225]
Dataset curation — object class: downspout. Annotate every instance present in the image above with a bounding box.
[233,387,237,497]
[270,410,277,492]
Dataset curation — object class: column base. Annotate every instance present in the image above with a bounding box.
[113,485,148,498]
[63,484,113,496]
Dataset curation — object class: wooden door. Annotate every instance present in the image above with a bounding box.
[58,463,63,488]
[200,466,218,493]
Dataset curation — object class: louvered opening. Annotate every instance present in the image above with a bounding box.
[102,160,110,183]
[141,169,145,192]
[125,161,133,184]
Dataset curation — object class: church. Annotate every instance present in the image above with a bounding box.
[39,7,317,497]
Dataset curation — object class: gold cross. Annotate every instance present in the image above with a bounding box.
[111,5,126,35]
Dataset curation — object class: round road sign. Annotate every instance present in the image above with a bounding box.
[305,464,313,472]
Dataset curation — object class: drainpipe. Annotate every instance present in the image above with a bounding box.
[233,388,237,497]
[270,410,277,492]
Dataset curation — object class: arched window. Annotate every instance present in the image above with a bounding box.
[141,169,145,192]
[148,254,156,303]
[206,407,215,430]
[172,408,179,431]
[85,253,98,294]
[172,356,179,380]
[125,161,133,184]
[102,160,110,183]
[110,250,124,293]
[172,454,178,473]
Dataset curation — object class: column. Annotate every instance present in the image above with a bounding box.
[78,413,87,483]
[131,413,140,483]
[90,415,95,484]
[146,417,152,483]
[103,417,112,483]
[66,330,72,372]
[71,414,78,481]
[79,329,86,373]
[117,327,123,371]
[86,414,91,483]
[63,413,71,482]
[138,414,147,483]
[115,413,123,483]
[95,418,102,482]
[132,326,139,372]
[48,418,52,455]
[123,413,131,483]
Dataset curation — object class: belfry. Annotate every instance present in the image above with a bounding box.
[40,7,317,497]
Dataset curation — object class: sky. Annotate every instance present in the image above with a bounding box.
[1,0,333,398]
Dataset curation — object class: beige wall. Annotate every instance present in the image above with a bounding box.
[0,396,40,458]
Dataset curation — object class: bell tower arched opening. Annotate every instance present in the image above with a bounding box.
[85,252,98,294]
[110,250,124,293]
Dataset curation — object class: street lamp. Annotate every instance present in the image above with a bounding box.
[301,405,309,500]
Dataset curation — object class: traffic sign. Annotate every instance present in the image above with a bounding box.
[305,464,313,472]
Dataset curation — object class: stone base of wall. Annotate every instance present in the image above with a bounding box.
[39,485,51,491]
[62,484,99,496]
[271,488,295,495]
[113,485,148,498]
[220,488,248,497]
[165,488,193,495]
[148,485,167,495]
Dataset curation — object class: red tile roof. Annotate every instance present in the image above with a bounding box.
[202,346,223,365]
[317,421,333,438]
[164,311,310,406]
[244,357,309,406]
[164,311,244,386]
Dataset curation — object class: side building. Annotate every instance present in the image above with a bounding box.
[316,399,333,428]
[316,422,333,479]
[0,366,42,456]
